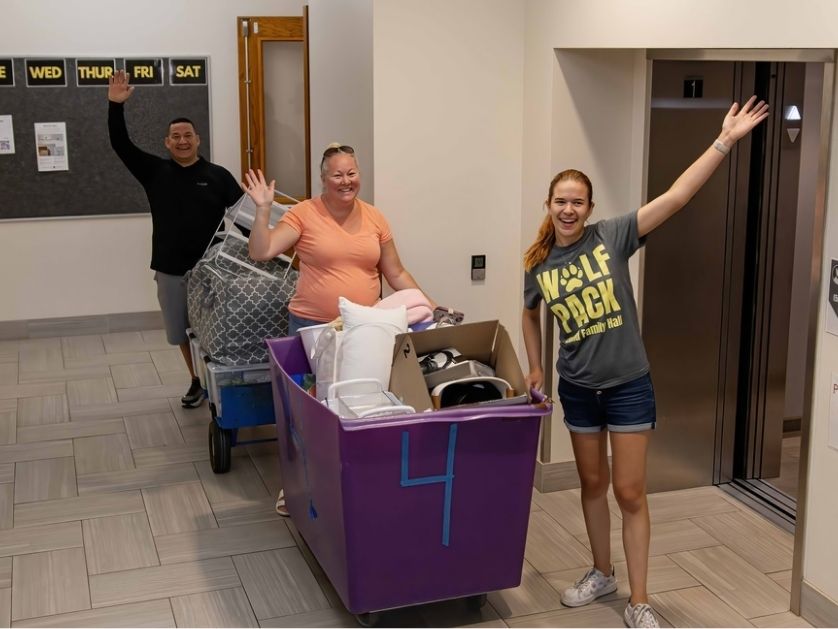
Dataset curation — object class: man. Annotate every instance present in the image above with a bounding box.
[108,69,242,407]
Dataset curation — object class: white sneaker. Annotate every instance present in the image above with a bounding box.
[624,602,659,628]
[560,566,617,607]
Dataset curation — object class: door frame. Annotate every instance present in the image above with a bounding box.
[645,48,835,615]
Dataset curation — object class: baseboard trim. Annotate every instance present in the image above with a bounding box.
[0,311,163,340]
[534,459,580,493]
[801,580,838,627]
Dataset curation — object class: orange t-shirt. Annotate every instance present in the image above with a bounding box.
[280,196,393,321]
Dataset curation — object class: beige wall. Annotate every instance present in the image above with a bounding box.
[0,0,305,322]
[308,0,374,201]
[372,0,525,325]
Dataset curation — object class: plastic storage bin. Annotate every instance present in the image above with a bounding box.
[267,335,551,617]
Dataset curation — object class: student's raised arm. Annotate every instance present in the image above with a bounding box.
[636,96,769,238]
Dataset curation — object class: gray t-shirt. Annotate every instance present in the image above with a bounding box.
[524,211,649,388]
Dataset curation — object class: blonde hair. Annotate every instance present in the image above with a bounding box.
[319,142,358,177]
[523,169,593,272]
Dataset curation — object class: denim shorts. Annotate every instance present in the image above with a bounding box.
[287,311,328,336]
[558,372,656,433]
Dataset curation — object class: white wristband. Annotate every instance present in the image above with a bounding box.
[713,139,730,156]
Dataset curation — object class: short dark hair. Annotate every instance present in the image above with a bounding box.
[167,117,197,135]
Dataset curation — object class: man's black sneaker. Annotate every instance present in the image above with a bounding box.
[181,377,204,408]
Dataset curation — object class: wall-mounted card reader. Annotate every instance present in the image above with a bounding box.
[471,254,486,281]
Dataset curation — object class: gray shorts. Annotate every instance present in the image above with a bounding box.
[154,271,189,345]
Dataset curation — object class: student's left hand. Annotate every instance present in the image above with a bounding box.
[719,96,770,146]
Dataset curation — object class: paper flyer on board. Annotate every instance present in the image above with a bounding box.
[0,114,14,154]
[34,121,69,171]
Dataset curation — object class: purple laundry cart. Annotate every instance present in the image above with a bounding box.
[267,335,551,621]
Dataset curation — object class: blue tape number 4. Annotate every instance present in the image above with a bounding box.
[400,423,458,546]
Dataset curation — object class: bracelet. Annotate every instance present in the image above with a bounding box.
[713,139,730,156]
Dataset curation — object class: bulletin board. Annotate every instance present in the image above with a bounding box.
[0,56,212,220]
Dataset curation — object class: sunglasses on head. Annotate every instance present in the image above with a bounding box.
[323,144,354,157]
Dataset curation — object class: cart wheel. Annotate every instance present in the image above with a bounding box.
[466,593,488,611]
[208,420,232,473]
[354,612,382,627]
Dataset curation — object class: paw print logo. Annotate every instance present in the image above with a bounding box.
[560,263,584,292]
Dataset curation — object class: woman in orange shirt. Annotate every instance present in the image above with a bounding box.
[244,144,434,334]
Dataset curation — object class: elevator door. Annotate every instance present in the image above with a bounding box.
[643,60,805,497]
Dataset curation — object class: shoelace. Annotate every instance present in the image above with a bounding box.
[574,569,602,595]
[629,603,658,628]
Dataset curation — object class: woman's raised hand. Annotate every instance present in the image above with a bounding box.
[721,96,770,145]
[241,169,275,210]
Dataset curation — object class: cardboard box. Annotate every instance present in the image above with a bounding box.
[389,320,526,412]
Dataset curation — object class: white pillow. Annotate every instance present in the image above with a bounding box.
[337,297,408,388]
[339,296,408,331]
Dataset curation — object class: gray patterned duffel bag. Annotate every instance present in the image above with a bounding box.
[186,238,298,366]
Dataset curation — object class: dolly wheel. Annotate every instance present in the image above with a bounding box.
[354,612,382,627]
[208,420,232,473]
[466,593,488,611]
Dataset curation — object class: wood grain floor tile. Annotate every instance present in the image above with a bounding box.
[195,458,270,505]
[64,351,152,370]
[505,599,629,627]
[212,497,284,528]
[69,398,171,421]
[60,335,105,361]
[0,364,17,385]
[83,513,159,575]
[18,366,113,385]
[0,485,11,530]
[132,444,212,468]
[0,383,66,402]
[524,511,592,573]
[66,378,117,408]
[768,570,792,592]
[171,587,258,628]
[650,586,753,628]
[150,350,187,375]
[11,599,175,627]
[750,611,813,627]
[0,587,10,627]
[123,413,184,449]
[691,509,794,573]
[110,363,161,389]
[18,418,125,444]
[0,557,10,588]
[73,434,133,475]
[77,462,198,495]
[11,547,90,620]
[669,545,789,618]
[531,488,620,536]
[17,395,68,427]
[0,441,73,465]
[0,465,12,484]
[156,520,294,564]
[487,560,564,619]
[169,399,212,427]
[648,486,740,523]
[89,557,240,607]
[14,457,77,503]
[574,518,721,563]
[0,522,82,557]
[250,454,283,496]
[258,608,359,628]
[14,492,144,528]
[117,385,193,403]
[18,344,63,375]
[0,402,14,445]
[233,548,330,619]
[142,481,217,535]
[102,332,171,354]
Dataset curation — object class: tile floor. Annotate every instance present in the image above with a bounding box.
[0,330,814,627]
